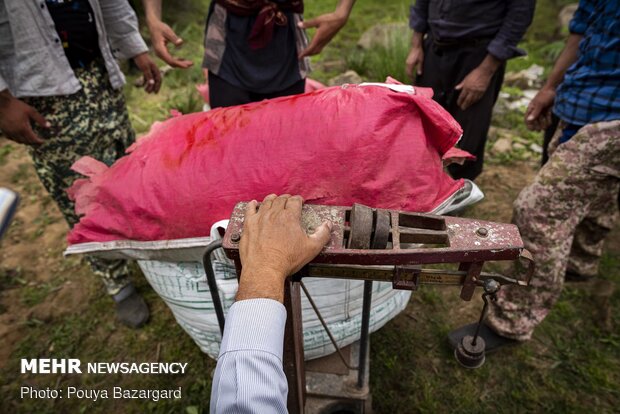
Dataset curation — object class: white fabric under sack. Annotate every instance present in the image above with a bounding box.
[137,221,411,360]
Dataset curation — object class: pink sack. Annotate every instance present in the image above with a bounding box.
[67,83,464,245]
[304,78,326,93]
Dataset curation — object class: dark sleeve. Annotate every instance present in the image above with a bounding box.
[487,0,536,61]
[568,0,594,35]
[409,0,430,33]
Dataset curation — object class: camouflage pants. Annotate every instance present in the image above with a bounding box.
[547,123,619,277]
[487,120,620,341]
[24,60,134,296]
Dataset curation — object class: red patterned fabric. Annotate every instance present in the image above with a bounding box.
[215,0,303,49]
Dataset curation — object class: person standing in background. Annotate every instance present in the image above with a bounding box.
[142,0,356,108]
[0,0,161,328]
[522,0,620,284]
[450,0,620,349]
[406,0,535,180]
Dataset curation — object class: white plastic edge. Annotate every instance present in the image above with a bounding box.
[358,82,416,94]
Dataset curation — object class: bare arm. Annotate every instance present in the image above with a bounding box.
[237,194,332,302]
[525,34,582,131]
[405,31,425,78]
[454,54,502,111]
[298,0,356,58]
[405,0,430,78]
[541,34,581,92]
[141,0,194,68]
[142,0,162,23]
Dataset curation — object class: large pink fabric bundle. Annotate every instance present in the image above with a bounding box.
[67,83,465,245]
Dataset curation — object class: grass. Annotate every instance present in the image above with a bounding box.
[1,269,217,414]
[10,164,31,184]
[30,210,60,240]
[370,257,620,413]
[2,0,619,413]
[0,144,14,166]
[20,279,65,307]
[347,29,411,83]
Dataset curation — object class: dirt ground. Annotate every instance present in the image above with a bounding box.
[0,140,90,365]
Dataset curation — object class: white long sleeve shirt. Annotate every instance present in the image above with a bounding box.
[210,299,288,414]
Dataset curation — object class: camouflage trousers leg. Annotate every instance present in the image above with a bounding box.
[486,120,620,341]
[567,200,619,277]
[547,125,620,277]
[24,60,135,296]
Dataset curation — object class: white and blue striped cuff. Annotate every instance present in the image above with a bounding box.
[219,298,287,361]
[0,188,19,239]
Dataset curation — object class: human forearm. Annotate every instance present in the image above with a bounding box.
[524,33,582,131]
[406,32,425,77]
[298,0,356,57]
[455,54,503,110]
[334,0,356,20]
[236,269,286,303]
[411,31,424,49]
[541,34,582,92]
[142,0,162,28]
[141,0,193,68]
[477,54,503,76]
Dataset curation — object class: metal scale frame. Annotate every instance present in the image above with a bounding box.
[203,202,534,413]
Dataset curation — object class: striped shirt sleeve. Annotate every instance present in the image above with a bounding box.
[210,299,288,414]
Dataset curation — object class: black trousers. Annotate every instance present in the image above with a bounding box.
[416,38,505,180]
[209,73,306,108]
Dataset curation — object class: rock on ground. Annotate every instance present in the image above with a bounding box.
[503,65,545,89]
[492,138,512,154]
[559,4,579,30]
[494,87,540,115]
[529,143,543,154]
[328,70,363,86]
